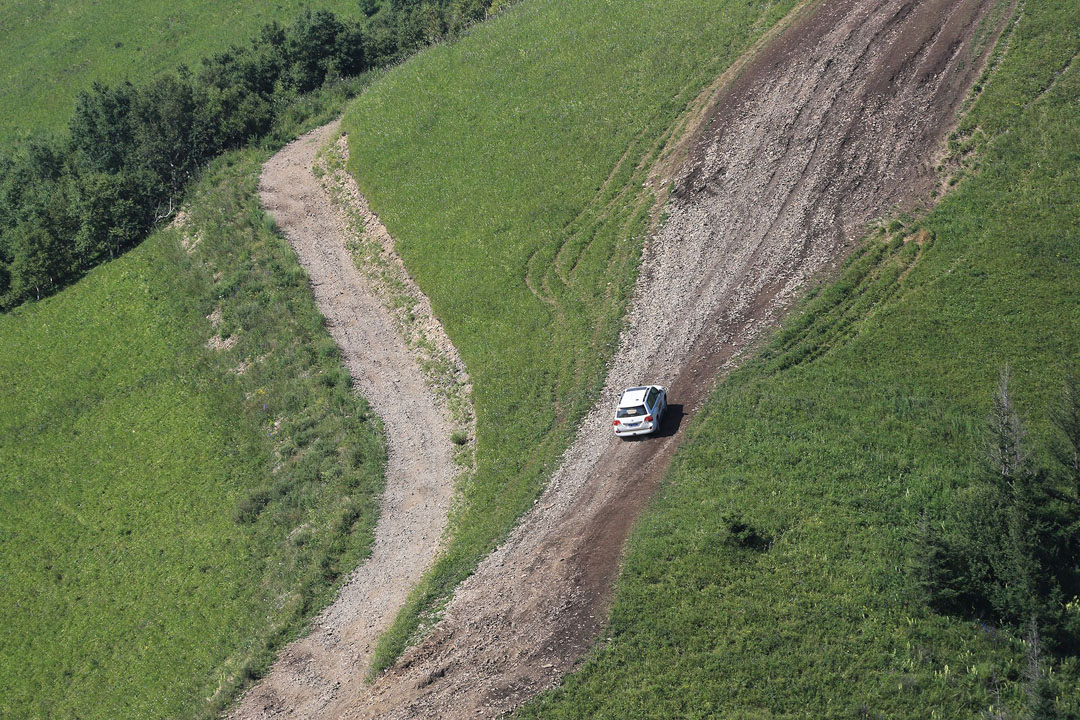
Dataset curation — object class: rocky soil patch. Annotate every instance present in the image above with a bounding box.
[333,0,1010,717]
[228,0,1011,716]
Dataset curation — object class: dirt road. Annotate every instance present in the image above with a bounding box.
[229,0,1010,716]
[229,121,468,719]
[332,0,1009,717]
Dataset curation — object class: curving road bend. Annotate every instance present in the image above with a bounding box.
[229,0,1013,717]
[229,120,466,719]
[337,0,1011,717]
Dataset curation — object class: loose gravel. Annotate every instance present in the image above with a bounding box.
[228,0,1011,717]
[228,120,468,720]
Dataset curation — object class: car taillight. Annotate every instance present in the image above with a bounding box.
[613,419,620,425]
[644,414,652,422]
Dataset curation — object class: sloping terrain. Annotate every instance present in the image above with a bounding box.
[521,0,1080,714]
[0,146,387,720]
[316,0,1010,717]
[230,121,468,719]
[344,0,804,678]
[0,0,363,140]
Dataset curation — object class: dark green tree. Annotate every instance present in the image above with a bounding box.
[0,137,66,235]
[448,0,489,33]
[1051,372,1080,498]
[282,10,364,93]
[130,71,212,194]
[73,171,155,266]
[69,81,137,174]
[5,223,68,303]
[1023,622,1059,720]
[917,366,1080,652]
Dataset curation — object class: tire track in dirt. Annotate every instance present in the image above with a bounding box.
[324,1,1011,718]
[228,121,467,719]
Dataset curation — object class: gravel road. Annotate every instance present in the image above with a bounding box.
[335,1,1009,717]
[228,0,1011,717]
[228,120,467,719]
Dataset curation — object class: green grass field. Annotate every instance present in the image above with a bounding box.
[342,0,800,671]
[0,0,364,142]
[517,1,1080,716]
[3,0,1077,715]
[0,96,385,719]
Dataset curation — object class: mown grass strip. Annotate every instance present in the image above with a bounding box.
[0,87,385,720]
[518,0,1080,716]
[343,0,801,672]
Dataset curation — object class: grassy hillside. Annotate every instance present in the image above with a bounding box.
[518,1,1080,717]
[0,0,363,141]
[0,126,385,719]
[342,0,800,669]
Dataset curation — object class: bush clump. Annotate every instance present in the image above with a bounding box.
[0,0,505,311]
[720,512,772,552]
[233,487,274,524]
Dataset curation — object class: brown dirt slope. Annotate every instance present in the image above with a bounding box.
[330,0,1010,718]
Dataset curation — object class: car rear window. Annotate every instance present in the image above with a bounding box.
[617,405,647,418]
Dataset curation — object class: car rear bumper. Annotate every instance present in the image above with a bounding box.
[614,422,657,437]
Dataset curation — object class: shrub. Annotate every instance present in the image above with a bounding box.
[0,1,505,313]
[233,487,274,524]
[720,512,772,552]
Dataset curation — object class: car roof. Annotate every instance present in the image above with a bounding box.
[618,386,652,407]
